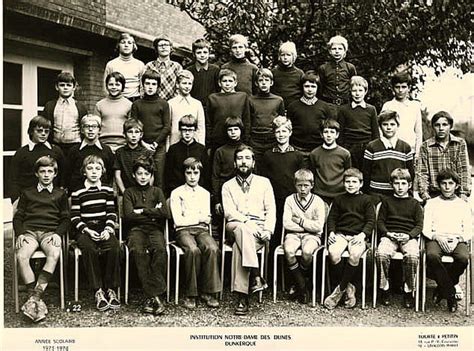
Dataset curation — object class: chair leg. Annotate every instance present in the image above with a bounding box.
[220,250,225,300]
[166,247,170,303]
[312,253,317,307]
[13,251,20,313]
[59,250,65,310]
[125,246,129,305]
[258,247,265,303]
[74,252,79,302]
[281,258,285,293]
[415,259,420,312]
[466,260,470,316]
[273,251,278,303]
[321,251,326,305]
[175,253,180,305]
[422,253,426,312]
[362,255,367,309]
[372,257,377,308]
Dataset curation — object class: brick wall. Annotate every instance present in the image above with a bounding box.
[22,0,106,24]
[74,54,109,112]
[106,0,205,48]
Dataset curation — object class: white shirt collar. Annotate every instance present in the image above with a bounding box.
[178,95,192,103]
[84,179,102,190]
[380,136,398,149]
[57,96,74,104]
[37,183,54,193]
[27,140,52,152]
[351,101,367,109]
[195,62,209,71]
[184,183,198,192]
[79,139,103,150]
[322,143,338,150]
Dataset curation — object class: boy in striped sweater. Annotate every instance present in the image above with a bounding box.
[283,169,326,303]
[71,155,121,312]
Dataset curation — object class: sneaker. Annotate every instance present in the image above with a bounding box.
[21,295,40,322]
[234,295,249,316]
[201,293,220,308]
[454,284,463,301]
[183,297,196,309]
[142,298,155,314]
[403,292,414,309]
[249,276,268,294]
[95,288,110,311]
[344,283,356,308]
[152,296,166,315]
[34,299,48,323]
[380,289,391,306]
[324,285,345,310]
[107,289,121,310]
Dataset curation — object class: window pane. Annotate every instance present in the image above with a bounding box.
[3,109,22,151]
[37,67,62,106]
[3,62,22,105]
[4,156,13,198]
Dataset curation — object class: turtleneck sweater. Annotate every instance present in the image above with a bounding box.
[94,95,132,145]
[130,94,170,144]
[222,57,258,95]
[271,64,304,107]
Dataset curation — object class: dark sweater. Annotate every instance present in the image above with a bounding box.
[249,92,285,135]
[40,98,88,144]
[287,99,335,150]
[327,192,375,236]
[212,141,242,202]
[221,57,258,95]
[187,63,220,107]
[66,142,116,192]
[114,144,154,191]
[318,59,357,102]
[338,103,379,145]
[261,147,305,202]
[271,65,304,107]
[130,94,170,144]
[9,143,65,202]
[363,139,414,195]
[206,92,250,148]
[123,185,169,230]
[165,139,210,195]
[13,186,69,236]
[377,195,423,239]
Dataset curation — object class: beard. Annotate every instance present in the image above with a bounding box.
[236,165,253,178]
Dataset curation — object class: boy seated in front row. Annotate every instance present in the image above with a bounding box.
[71,155,121,312]
[14,156,69,322]
[423,168,471,313]
[170,157,221,309]
[376,168,423,309]
[309,119,351,205]
[123,157,169,315]
[283,169,326,303]
[324,168,375,310]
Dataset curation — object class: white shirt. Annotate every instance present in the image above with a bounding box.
[170,184,211,228]
[167,94,206,147]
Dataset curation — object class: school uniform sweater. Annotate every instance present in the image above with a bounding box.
[13,186,69,236]
[221,57,258,95]
[212,141,242,202]
[327,192,375,236]
[114,144,154,190]
[287,99,335,150]
[94,95,132,147]
[187,63,221,107]
[271,65,304,107]
[283,193,326,235]
[249,92,285,136]
[377,195,423,239]
[123,185,169,230]
[130,94,171,144]
[309,145,351,198]
[363,138,414,194]
[338,103,379,145]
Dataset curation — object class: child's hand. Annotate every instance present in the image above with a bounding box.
[351,233,366,246]
[215,203,223,215]
[85,228,101,241]
[142,141,156,152]
[258,230,271,242]
[133,208,144,214]
[396,233,410,243]
[291,215,301,224]
[15,234,28,249]
[49,234,62,247]
[155,202,162,209]
[328,232,337,245]
[434,235,453,253]
[386,232,397,241]
[100,230,111,241]
[460,194,469,202]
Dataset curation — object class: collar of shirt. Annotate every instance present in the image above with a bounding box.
[236,174,253,189]
[27,140,52,152]
[183,183,198,192]
[79,139,103,150]
[298,193,311,203]
[322,143,338,150]
[57,96,74,104]
[330,59,346,67]
[351,101,367,109]
[37,183,54,193]
[157,58,171,68]
[84,179,102,190]
[272,144,295,153]
[427,133,462,147]
[380,136,398,149]
[177,95,192,104]
[300,96,318,106]
[195,62,209,72]
[393,193,409,198]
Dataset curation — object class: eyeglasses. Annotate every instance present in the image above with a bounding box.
[83,124,99,130]
[34,128,50,133]
[157,43,171,48]
[180,127,196,132]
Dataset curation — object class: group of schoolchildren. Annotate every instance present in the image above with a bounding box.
[11,31,471,322]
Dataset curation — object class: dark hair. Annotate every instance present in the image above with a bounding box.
[390,72,412,87]
[153,37,172,53]
[141,70,161,87]
[431,111,454,128]
[378,110,400,127]
[218,68,237,81]
[183,157,203,172]
[123,119,144,134]
[116,33,137,53]
[56,71,76,85]
[192,38,211,53]
[105,71,126,92]
[320,119,340,133]
[233,144,254,161]
[28,116,52,140]
[436,168,460,186]
[301,72,319,88]
[179,115,198,129]
[34,155,58,174]
[132,155,154,174]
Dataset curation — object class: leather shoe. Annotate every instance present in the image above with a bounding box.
[152,296,166,315]
[447,297,458,313]
[379,289,390,306]
[403,292,414,309]
[250,276,268,294]
[201,294,219,308]
[432,288,443,305]
[234,296,249,316]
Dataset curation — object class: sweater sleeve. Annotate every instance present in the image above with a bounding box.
[196,101,206,146]
[70,192,87,233]
[242,95,251,143]
[457,140,472,197]
[460,201,472,242]
[262,179,276,233]
[130,101,139,119]
[370,106,380,140]
[361,199,375,237]
[155,102,171,144]
[300,198,326,234]
[222,182,248,224]
[377,200,389,237]
[408,200,423,239]
[283,197,304,233]
[416,143,430,200]
[362,144,373,193]
[56,191,70,236]
[105,188,117,232]
[211,149,223,201]
[422,200,434,240]
[278,99,285,115]
[12,190,27,235]
[123,188,150,225]
[205,96,214,147]
[142,188,170,219]
[170,190,202,227]
[326,198,339,234]
[9,149,22,203]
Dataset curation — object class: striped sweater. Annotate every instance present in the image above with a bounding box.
[71,184,117,234]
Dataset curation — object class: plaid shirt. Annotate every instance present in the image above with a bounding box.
[145,58,182,101]
[416,134,471,200]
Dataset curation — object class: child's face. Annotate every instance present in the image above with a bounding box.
[433,117,452,142]
[177,78,193,96]
[194,47,209,65]
[227,126,241,141]
[118,38,134,56]
[256,76,273,93]
[84,162,103,183]
[143,78,159,96]
[107,77,123,98]
[219,76,237,93]
[180,126,196,143]
[392,179,411,197]
[156,40,171,58]
[82,121,100,142]
[344,176,362,194]
[295,180,313,198]
[279,51,294,67]
[125,127,143,146]
[35,165,57,187]
[302,81,318,99]
[329,44,346,62]
[439,178,459,198]
[55,81,75,99]
[380,119,399,139]
[351,85,367,103]
[322,128,339,146]
[31,125,50,144]
[184,167,201,188]
[274,125,291,145]
[231,42,246,59]
[133,166,152,186]
[393,82,409,101]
